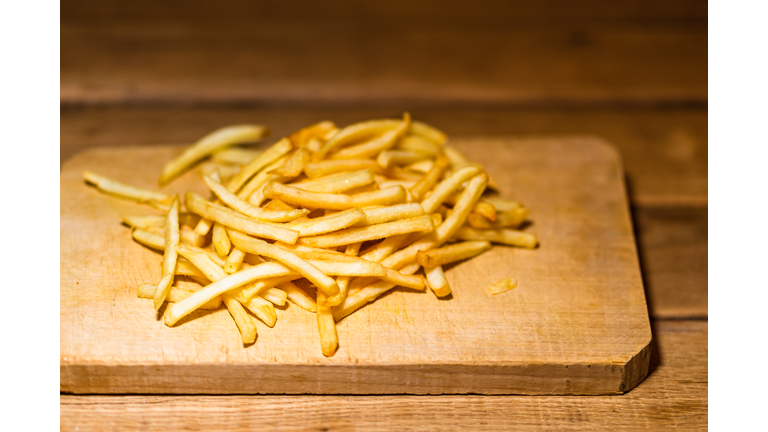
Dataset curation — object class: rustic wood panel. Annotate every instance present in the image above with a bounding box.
[61,138,651,395]
[60,320,706,431]
[61,0,706,106]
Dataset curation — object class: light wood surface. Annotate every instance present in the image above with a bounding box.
[60,320,706,431]
[61,137,651,395]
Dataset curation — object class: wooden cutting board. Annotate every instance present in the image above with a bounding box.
[60,136,651,395]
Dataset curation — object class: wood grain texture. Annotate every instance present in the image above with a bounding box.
[61,0,706,106]
[60,320,706,431]
[61,138,650,395]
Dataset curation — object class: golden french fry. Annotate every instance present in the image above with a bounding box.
[306,260,385,277]
[224,248,246,273]
[482,197,523,212]
[165,261,295,326]
[320,242,361,307]
[376,149,427,169]
[185,192,299,244]
[222,294,258,344]
[330,113,411,160]
[489,277,518,295]
[145,225,205,247]
[263,199,296,212]
[238,154,293,203]
[284,208,367,236]
[378,180,417,191]
[297,215,434,248]
[415,241,491,268]
[472,201,497,221]
[274,243,359,262]
[404,159,434,174]
[410,121,447,145]
[290,169,375,193]
[225,137,293,193]
[264,182,406,210]
[424,265,451,297]
[228,230,340,296]
[268,148,310,177]
[243,296,277,327]
[203,175,309,222]
[279,281,317,312]
[410,155,449,201]
[354,203,425,227]
[468,208,529,229]
[316,291,339,357]
[289,120,336,147]
[137,283,221,309]
[153,197,180,309]
[84,171,173,204]
[212,222,231,257]
[304,159,382,178]
[316,118,402,160]
[210,147,263,166]
[420,166,482,213]
[237,275,302,303]
[175,260,209,280]
[159,125,269,186]
[333,262,421,321]
[396,135,441,156]
[453,227,538,249]
[260,287,288,306]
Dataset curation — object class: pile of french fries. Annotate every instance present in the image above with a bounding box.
[83,114,537,356]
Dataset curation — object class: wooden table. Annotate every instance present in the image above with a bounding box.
[60,1,707,429]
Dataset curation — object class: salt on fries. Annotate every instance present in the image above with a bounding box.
[83,115,537,356]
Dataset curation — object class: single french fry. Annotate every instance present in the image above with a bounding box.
[330,113,410,160]
[260,287,288,306]
[274,243,359,262]
[376,149,428,169]
[316,291,339,357]
[263,199,296,212]
[203,175,309,222]
[452,227,538,249]
[333,262,421,321]
[424,265,451,297]
[291,169,375,193]
[472,201,497,221]
[355,203,425,227]
[304,159,382,178]
[243,296,277,327]
[396,135,441,156]
[224,248,246,273]
[264,182,406,210]
[320,242,362,307]
[153,197,180,309]
[84,171,173,204]
[488,277,518,295]
[165,261,295,326]
[415,241,491,268]
[315,118,402,160]
[237,275,302,303]
[228,230,340,296]
[268,148,310,177]
[280,280,317,312]
[468,208,529,229]
[222,294,259,344]
[238,154,292,203]
[212,222,231,257]
[306,260,385,277]
[210,147,263,166]
[410,155,449,201]
[159,125,269,186]
[483,197,523,212]
[137,283,221,309]
[289,120,336,147]
[378,180,417,191]
[185,192,299,244]
[420,166,482,214]
[297,215,434,248]
[284,208,367,236]
[404,159,434,174]
[225,137,293,193]
[410,121,447,145]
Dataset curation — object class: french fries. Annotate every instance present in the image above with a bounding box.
[159,125,269,186]
[88,115,537,356]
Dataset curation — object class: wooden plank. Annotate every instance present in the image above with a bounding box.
[60,138,651,395]
[60,320,707,431]
[60,107,708,206]
[634,206,707,319]
[61,1,706,106]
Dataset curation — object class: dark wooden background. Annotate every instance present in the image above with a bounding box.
[60,1,707,429]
